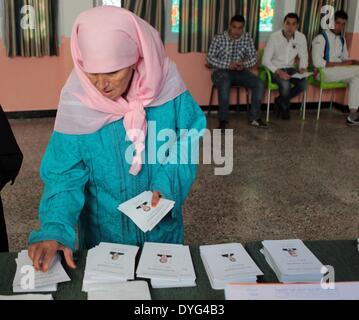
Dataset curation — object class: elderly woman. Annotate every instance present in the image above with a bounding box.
[28,7,206,272]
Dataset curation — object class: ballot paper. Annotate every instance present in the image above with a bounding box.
[12,250,70,293]
[225,282,359,300]
[291,72,313,79]
[0,294,53,300]
[82,242,139,292]
[87,281,151,300]
[137,242,196,288]
[200,243,264,290]
[261,239,325,283]
[118,191,175,233]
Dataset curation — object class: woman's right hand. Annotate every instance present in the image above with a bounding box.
[28,241,76,272]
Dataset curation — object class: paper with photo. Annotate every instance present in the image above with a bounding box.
[12,251,70,293]
[118,191,175,233]
[201,243,263,280]
[262,240,325,276]
[136,242,186,281]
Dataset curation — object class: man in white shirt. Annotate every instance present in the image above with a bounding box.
[312,10,359,126]
[263,13,309,120]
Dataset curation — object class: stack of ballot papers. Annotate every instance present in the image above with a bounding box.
[12,250,70,293]
[225,282,359,300]
[118,191,175,233]
[136,242,196,288]
[261,239,326,283]
[0,294,53,300]
[200,243,264,290]
[87,281,151,300]
[82,242,139,292]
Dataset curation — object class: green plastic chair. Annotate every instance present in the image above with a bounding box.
[307,68,348,120]
[259,49,307,122]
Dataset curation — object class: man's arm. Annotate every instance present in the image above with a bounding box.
[262,35,278,73]
[242,35,258,69]
[298,35,309,71]
[207,36,230,69]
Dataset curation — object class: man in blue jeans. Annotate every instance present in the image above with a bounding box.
[208,15,266,130]
[263,13,308,120]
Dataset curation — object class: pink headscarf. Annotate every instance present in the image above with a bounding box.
[55,6,187,175]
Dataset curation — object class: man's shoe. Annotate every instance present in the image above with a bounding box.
[251,119,268,128]
[347,113,359,126]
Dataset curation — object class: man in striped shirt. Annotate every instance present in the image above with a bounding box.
[208,15,266,130]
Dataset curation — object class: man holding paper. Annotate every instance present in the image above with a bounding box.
[27,7,206,272]
[263,13,309,120]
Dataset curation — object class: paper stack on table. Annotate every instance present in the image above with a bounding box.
[82,242,139,292]
[261,239,326,283]
[225,282,359,300]
[136,242,196,289]
[291,72,313,79]
[200,243,264,290]
[12,250,70,293]
[87,281,151,300]
[0,294,53,300]
[118,191,175,233]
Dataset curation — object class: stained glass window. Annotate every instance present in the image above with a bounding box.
[260,0,275,32]
[171,0,180,33]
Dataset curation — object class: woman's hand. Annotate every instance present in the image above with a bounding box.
[151,191,162,207]
[28,241,76,272]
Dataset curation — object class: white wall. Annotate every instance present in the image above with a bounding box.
[347,0,359,33]
[59,0,93,38]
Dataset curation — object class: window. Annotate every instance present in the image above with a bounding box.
[171,0,180,33]
[103,0,122,6]
[94,0,122,7]
[259,0,275,32]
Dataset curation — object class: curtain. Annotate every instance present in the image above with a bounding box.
[296,0,348,46]
[4,0,58,57]
[94,0,166,41]
[179,0,260,53]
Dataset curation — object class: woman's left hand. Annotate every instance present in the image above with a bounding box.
[151,191,162,207]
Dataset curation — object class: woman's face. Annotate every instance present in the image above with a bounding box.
[86,65,134,101]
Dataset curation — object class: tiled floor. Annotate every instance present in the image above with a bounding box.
[2,109,358,252]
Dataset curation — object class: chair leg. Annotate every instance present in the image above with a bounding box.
[330,89,335,111]
[266,90,271,123]
[237,87,240,113]
[208,85,215,115]
[303,90,307,121]
[246,89,250,112]
[317,88,323,120]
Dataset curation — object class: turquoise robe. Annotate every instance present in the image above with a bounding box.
[29,91,206,251]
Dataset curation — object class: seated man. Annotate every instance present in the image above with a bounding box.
[312,10,359,126]
[207,14,266,130]
[263,13,308,120]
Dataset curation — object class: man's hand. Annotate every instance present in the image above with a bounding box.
[28,241,76,272]
[151,191,162,208]
[276,69,291,81]
[236,61,245,71]
[229,62,239,70]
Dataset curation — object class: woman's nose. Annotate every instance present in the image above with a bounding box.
[97,76,108,90]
